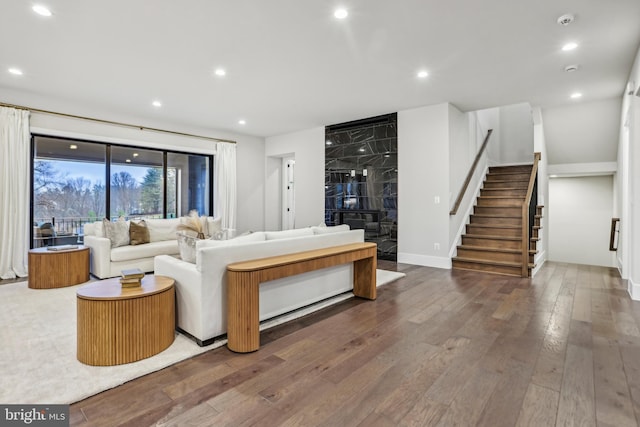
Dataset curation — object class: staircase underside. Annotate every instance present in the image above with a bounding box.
[452,164,542,278]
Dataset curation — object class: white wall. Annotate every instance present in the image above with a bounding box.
[398,103,451,268]
[615,44,640,298]
[27,111,266,234]
[448,105,472,205]
[265,127,325,229]
[548,176,616,267]
[496,103,534,165]
[543,98,622,165]
[448,107,488,255]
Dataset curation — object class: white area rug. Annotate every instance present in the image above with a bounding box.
[0,269,405,404]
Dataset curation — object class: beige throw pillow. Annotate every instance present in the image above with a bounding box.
[103,217,130,248]
[129,220,150,245]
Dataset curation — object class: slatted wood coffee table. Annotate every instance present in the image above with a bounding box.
[28,245,89,289]
[76,275,175,366]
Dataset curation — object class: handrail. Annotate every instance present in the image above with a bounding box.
[521,152,541,277]
[450,129,493,215]
[610,218,620,251]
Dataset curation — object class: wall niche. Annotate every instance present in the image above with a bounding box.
[325,113,398,261]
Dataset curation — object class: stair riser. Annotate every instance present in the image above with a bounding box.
[476,198,524,207]
[462,236,521,249]
[489,166,534,174]
[470,216,522,226]
[486,173,532,182]
[474,206,522,217]
[452,260,522,277]
[483,181,529,189]
[480,188,527,197]
[466,225,521,237]
[456,248,523,263]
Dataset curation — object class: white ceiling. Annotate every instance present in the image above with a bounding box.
[1,0,639,143]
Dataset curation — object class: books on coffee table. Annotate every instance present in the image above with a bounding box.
[46,245,79,251]
[121,268,144,279]
[120,268,144,287]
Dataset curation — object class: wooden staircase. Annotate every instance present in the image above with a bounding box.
[452,164,543,277]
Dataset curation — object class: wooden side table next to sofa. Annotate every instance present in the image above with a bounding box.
[76,275,176,366]
[28,245,90,289]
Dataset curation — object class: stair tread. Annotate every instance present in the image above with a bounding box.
[453,257,535,270]
[482,187,527,191]
[464,234,521,241]
[472,213,521,219]
[457,245,522,254]
[468,224,521,229]
[478,195,525,199]
[452,257,521,267]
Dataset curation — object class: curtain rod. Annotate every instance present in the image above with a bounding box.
[0,101,236,144]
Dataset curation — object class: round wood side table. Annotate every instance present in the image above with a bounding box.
[76,275,176,366]
[28,245,90,289]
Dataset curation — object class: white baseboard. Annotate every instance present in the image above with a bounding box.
[397,252,452,269]
[628,277,640,301]
[532,250,546,276]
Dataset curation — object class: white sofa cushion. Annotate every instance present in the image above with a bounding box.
[195,232,265,251]
[311,224,350,234]
[111,240,179,262]
[265,228,314,240]
[146,218,180,242]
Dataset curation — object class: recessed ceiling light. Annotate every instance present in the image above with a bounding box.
[69,144,78,150]
[152,100,162,107]
[570,92,582,99]
[8,68,23,76]
[132,153,139,157]
[238,119,246,125]
[214,68,226,77]
[125,159,131,163]
[358,148,365,152]
[326,141,333,145]
[32,5,52,17]
[334,8,348,19]
[562,42,578,51]
[417,70,429,78]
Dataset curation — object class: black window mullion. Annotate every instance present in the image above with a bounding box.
[105,145,111,220]
[163,151,168,218]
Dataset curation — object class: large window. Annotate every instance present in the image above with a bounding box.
[31,135,213,248]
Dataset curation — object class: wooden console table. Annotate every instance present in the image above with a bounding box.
[28,245,89,289]
[76,275,175,366]
[226,242,377,353]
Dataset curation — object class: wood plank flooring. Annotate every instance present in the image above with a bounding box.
[65,261,640,426]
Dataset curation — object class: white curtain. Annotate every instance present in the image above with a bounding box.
[215,142,237,231]
[0,107,30,279]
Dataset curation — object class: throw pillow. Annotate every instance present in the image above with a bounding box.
[103,217,130,248]
[176,231,198,263]
[129,220,150,245]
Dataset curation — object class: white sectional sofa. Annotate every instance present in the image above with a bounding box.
[154,225,364,346]
[84,218,187,279]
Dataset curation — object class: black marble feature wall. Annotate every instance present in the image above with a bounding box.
[325,113,398,261]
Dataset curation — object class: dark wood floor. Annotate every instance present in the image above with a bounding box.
[67,261,640,426]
